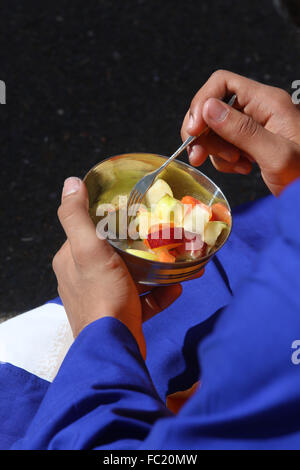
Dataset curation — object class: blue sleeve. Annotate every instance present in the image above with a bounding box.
[12,179,300,450]
[142,180,300,450]
[11,318,172,450]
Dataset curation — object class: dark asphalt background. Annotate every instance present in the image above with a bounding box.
[1,0,300,318]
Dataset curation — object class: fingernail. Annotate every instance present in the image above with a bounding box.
[205,98,229,123]
[62,177,81,197]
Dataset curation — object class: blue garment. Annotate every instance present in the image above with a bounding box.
[3,179,300,449]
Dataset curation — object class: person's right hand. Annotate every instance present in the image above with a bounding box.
[181,70,300,196]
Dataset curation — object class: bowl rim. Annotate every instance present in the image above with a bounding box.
[83,152,232,267]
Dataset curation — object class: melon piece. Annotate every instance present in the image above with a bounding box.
[211,203,231,225]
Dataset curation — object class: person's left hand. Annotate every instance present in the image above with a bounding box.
[52,177,185,360]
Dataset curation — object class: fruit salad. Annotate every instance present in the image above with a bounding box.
[123,178,231,263]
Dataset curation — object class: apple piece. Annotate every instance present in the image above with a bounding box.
[154,194,185,226]
[203,221,228,247]
[134,209,155,239]
[145,179,173,207]
[146,225,207,261]
[183,204,210,238]
[126,249,159,261]
[137,213,150,239]
[211,202,231,225]
[147,221,174,234]
[145,225,185,250]
[131,207,163,239]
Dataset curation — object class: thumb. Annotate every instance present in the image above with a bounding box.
[58,177,114,265]
[202,97,282,167]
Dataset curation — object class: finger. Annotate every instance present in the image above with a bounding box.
[182,104,240,166]
[182,111,209,165]
[201,98,284,167]
[137,284,152,295]
[138,270,204,295]
[186,70,271,136]
[186,143,208,167]
[141,284,182,322]
[210,155,252,174]
[189,133,240,166]
[58,177,114,266]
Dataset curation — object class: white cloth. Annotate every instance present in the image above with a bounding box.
[0,303,73,382]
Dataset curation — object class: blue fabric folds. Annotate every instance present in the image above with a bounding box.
[2,180,300,449]
[0,364,49,449]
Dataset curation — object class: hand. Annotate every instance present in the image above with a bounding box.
[52,177,183,359]
[181,70,300,196]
